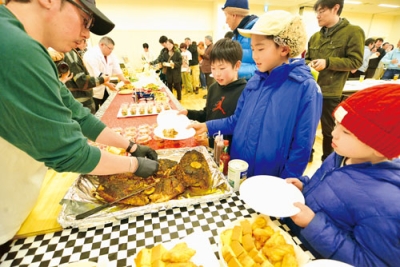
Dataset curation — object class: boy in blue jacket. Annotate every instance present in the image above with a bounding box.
[286,84,400,266]
[190,10,323,178]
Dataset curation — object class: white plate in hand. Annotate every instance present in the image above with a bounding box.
[239,175,305,217]
[304,259,354,267]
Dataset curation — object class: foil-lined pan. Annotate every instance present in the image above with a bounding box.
[58,146,233,229]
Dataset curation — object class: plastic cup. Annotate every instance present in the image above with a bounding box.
[359,75,365,82]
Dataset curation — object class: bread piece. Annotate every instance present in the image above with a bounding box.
[151,244,167,264]
[252,250,268,264]
[251,216,267,230]
[230,240,245,258]
[242,234,255,252]
[228,256,243,267]
[260,260,274,267]
[135,248,152,267]
[162,242,196,263]
[222,244,235,263]
[231,225,242,243]
[220,229,233,246]
[151,260,166,267]
[238,254,256,267]
[240,219,252,236]
[281,253,298,267]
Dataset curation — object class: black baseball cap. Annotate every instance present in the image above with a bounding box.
[80,0,115,35]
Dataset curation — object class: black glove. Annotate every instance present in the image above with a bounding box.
[130,144,158,160]
[135,157,159,178]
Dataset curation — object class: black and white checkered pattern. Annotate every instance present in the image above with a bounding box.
[0,192,313,267]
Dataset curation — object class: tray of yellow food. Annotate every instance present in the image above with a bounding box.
[219,215,310,267]
[58,146,233,229]
[133,232,219,267]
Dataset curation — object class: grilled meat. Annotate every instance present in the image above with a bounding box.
[95,150,213,206]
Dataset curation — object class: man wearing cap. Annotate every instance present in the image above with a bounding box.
[0,0,159,249]
[305,0,364,162]
[222,0,258,80]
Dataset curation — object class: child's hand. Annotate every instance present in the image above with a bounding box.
[177,109,188,116]
[290,203,315,228]
[187,123,207,135]
[286,178,303,191]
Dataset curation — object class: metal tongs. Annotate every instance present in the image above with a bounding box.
[75,184,155,220]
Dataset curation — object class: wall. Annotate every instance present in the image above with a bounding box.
[94,0,400,69]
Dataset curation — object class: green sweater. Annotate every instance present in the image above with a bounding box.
[0,6,105,173]
[305,18,365,98]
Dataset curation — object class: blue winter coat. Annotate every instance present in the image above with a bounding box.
[206,59,322,178]
[232,15,258,81]
[297,153,400,266]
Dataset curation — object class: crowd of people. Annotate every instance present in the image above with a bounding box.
[1,0,400,266]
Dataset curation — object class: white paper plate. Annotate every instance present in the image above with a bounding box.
[118,89,134,95]
[156,110,191,129]
[239,175,305,217]
[154,126,195,140]
[132,232,219,267]
[304,259,354,267]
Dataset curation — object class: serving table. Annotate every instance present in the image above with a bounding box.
[1,76,315,266]
[343,78,400,94]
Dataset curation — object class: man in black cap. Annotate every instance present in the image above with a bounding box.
[0,0,159,250]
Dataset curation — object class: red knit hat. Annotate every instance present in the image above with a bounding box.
[333,84,400,159]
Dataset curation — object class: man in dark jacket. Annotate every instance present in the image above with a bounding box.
[64,39,110,114]
[365,37,386,78]
[305,0,364,161]
[222,0,258,81]
[184,37,200,94]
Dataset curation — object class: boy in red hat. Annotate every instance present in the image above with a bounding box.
[285,84,400,266]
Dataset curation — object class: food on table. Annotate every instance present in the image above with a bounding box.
[135,242,200,267]
[119,83,134,90]
[143,83,160,91]
[220,216,299,267]
[163,128,178,138]
[136,134,151,145]
[95,150,216,207]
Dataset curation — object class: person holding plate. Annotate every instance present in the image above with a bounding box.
[189,10,322,178]
[285,84,400,266]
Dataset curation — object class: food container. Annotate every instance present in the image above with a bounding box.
[227,159,248,191]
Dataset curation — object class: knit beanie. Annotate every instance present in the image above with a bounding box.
[222,0,250,17]
[333,84,400,159]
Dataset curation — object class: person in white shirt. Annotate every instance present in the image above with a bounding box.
[84,36,130,110]
[141,43,155,64]
[179,43,193,94]
[349,37,375,79]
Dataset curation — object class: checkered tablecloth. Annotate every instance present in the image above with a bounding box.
[0,193,314,267]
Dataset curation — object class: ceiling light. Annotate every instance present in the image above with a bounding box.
[378,4,400,8]
[345,1,362,4]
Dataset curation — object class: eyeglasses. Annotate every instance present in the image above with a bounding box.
[105,44,114,51]
[66,0,95,30]
[315,8,328,15]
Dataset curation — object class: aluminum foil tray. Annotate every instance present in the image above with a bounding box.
[58,146,233,229]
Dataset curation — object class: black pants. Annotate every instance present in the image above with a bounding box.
[320,97,341,161]
[93,89,109,111]
[168,82,182,100]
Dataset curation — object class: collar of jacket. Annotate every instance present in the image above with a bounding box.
[251,58,306,86]
[321,17,348,37]
[233,14,258,36]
